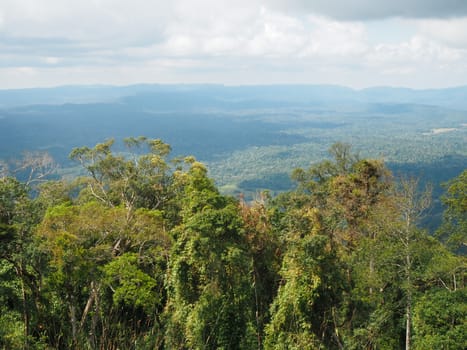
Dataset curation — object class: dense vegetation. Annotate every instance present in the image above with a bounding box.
[1,138,465,349]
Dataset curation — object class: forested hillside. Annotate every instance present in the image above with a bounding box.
[1,138,465,349]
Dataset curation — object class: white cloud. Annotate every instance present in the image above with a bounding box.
[43,56,61,65]
[417,18,467,49]
[1,0,170,45]
[159,7,368,60]
[1,0,467,88]
[162,35,198,56]
[369,36,462,65]
[242,7,307,57]
[300,16,368,57]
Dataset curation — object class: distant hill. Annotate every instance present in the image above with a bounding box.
[1,84,467,110]
[360,86,467,111]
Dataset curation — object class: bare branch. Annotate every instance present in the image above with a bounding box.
[14,151,58,185]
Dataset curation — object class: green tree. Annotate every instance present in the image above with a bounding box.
[392,179,432,350]
[165,162,255,349]
[35,137,178,348]
[348,178,434,350]
[0,177,47,349]
[239,193,281,348]
[69,137,176,218]
[292,144,390,250]
[38,199,171,348]
[437,169,467,250]
[413,288,467,349]
[264,231,344,350]
[280,144,393,349]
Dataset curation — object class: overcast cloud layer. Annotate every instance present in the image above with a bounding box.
[1,0,467,89]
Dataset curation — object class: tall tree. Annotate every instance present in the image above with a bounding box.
[165,161,255,349]
[437,169,467,250]
[38,202,171,348]
[264,228,344,349]
[239,193,281,348]
[392,178,432,350]
[69,137,175,217]
[0,177,47,349]
[36,137,178,348]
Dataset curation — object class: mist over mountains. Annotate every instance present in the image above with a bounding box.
[2,84,467,110]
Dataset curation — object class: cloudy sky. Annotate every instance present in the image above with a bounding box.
[1,0,467,89]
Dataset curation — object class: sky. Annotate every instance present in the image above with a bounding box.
[1,0,467,89]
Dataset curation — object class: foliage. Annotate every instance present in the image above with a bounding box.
[264,234,343,350]
[413,288,467,349]
[0,177,48,349]
[0,139,465,349]
[165,161,255,349]
[437,169,467,250]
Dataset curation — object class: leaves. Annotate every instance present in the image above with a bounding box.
[102,253,159,313]
[413,288,467,350]
[0,138,465,349]
[437,169,467,250]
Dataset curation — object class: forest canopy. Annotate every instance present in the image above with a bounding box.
[0,138,466,349]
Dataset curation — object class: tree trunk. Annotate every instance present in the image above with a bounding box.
[15,259,30,350]
[405,232,412,350]
[369,256,374,295]
[70,295,78,347]
[19,267,29,350]
[253,267,262,350]
[405,302,411,350]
